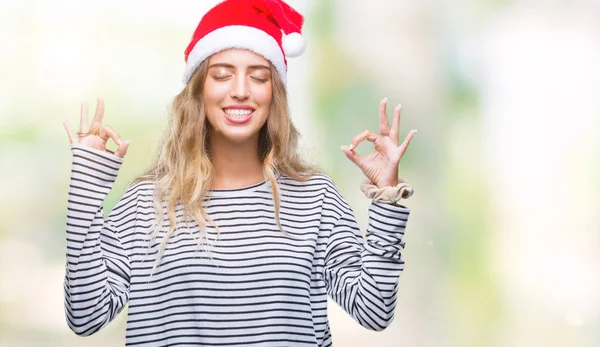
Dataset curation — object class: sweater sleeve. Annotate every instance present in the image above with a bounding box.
[324,190,410,331]
[64,144,136,336]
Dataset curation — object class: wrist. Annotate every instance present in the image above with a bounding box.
[376,179,398,189]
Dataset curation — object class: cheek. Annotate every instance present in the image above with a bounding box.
[203,81,228,106]
[254,85,273,107]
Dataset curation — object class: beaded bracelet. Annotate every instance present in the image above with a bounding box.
[360,178,414,205]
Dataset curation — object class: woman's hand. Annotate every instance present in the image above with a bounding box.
[341,97,417,188]
[63,98,131,158]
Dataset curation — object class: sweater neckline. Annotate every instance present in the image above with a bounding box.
[209,180,267,195]
[207,174,282,198]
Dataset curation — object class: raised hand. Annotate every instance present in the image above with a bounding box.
[341,97,417,188]
[63,98,131,158]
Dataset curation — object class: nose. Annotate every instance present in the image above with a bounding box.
[230,75,250,100]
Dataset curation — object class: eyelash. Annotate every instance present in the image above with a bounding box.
[213,75,268,83]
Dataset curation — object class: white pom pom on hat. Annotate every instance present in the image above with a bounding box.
[282,32,306,58]
[183,0,307,85]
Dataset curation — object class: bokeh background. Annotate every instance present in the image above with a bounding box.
[1,0,599,346]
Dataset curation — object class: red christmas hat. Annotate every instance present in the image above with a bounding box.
[183,0,306,85]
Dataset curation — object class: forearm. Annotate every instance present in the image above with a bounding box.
[326,201,410,331]
[64,144,129,336]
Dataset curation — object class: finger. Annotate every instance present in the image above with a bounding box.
[90,97,105,130]
[398,129,418,157]
[350,129,379,151]
[379,97,390,136]
[79,102,89,133]
[390,104,401,145]
[99,125,122,146]
[114,139,131,158]
[340,144,364,167]
[63,121,78,144]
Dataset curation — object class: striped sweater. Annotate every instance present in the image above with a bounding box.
[64,144,411,346]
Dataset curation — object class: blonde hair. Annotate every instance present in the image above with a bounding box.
[136,58,320,269]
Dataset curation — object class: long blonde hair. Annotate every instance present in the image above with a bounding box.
[136,58,320,269]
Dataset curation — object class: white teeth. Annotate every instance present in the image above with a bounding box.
[224,109,252,118]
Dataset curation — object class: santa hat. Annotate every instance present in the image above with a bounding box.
[183,0,306,85]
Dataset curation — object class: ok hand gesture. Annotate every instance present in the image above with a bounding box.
[341,98,417,188]
[63,98,131,158]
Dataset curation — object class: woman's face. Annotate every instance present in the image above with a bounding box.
[203,49,273,145]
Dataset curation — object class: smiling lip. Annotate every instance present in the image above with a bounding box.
[222,106,255,125]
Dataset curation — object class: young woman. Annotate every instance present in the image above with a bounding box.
[62,0,416,346]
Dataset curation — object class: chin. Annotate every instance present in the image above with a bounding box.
[218,128,260,144]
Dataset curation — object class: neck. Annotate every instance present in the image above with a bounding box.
[209,134,264,190]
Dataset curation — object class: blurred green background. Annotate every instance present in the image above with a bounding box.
[1,0,599,346]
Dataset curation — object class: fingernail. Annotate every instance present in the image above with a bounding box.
[348,144,354,151]
[340,145,346,151]
[117,139,122,145]
[383,97,387,103]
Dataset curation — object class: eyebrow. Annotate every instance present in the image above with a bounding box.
[208,63,270,70]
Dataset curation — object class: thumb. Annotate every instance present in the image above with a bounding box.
[115,139,131,158]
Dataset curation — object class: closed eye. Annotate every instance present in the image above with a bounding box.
[251,77,269,83]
